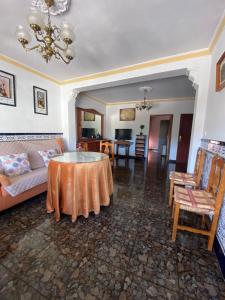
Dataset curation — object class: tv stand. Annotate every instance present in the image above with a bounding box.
[114,140,132,158]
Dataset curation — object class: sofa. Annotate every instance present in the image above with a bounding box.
[0,138,63,212]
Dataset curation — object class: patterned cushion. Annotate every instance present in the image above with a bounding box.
[38,149,57,167]
[170,171,196,186]
[0,153,31,177]
[4,167,47,197]
[174,186,215,214]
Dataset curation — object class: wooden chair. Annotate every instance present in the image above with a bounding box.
[76,142,88,152]
[172,155,225,251]
[100,141,114,167]
[169,148,206,207]
[55,138,65,153]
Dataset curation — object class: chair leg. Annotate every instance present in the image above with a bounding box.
[171,201,175,219]
[172,203,180,241]
[169,179,174,207]
[208,213,219,251]
[201,214,206,229]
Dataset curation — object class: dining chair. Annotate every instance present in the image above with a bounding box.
[76,142,88,152]
[169,148,206,207]
[100,141,115,167]
[172,155,225,251]
[56,138,65,153]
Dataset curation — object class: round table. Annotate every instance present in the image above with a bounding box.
[46,152,113,222]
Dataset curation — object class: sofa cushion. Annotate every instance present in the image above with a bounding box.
[4,167,47,197]
[0,140,62,171]
[38,149,57,167]
[0,153,31,177]
[28,151,45,170]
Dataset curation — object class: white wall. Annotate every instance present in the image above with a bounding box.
[0,61,62,133]
[204,27,225,141]
[106,100,195,159]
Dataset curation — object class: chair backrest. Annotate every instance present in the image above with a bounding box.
[194,148,206,185]
[55,138,65,153]
[100,141,114,161]
[76,142,88,152]
[206,156,225,211]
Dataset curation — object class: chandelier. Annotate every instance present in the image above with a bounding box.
[15,0,75,64]
[136,87,153,111]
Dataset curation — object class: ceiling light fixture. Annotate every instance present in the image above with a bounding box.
[15,0,75,64]
[136,86,153,111]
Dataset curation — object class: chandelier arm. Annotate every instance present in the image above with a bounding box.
[34,31,45,44]
[54,42,68,51]
[24,44,41,52]
[54,50,70,64]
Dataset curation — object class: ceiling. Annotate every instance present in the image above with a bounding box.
[0,0,224,80]
[78,75,195,104]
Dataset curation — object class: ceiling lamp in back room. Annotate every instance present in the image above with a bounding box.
[136,86,153,111]
[15,0,75,64]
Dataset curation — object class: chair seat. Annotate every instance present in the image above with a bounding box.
[170,171,197,186]
[174,186,215,214]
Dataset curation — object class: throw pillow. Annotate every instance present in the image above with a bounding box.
[38,149,57,167]
[0,153,31,177]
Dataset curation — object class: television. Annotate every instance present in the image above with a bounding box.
[82,128,96,138]
[115,129,132,140]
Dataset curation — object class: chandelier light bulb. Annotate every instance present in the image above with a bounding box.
[60,28,75,44]
[27,8,45,31]
[15,25,31,44]
[60,21,74,31]
[64,47,75,60]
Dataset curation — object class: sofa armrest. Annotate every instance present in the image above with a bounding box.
[0,174,11,197]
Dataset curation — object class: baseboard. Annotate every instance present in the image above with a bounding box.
[214,236,225,280]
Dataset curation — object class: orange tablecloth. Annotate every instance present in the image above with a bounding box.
[46,154,113,222]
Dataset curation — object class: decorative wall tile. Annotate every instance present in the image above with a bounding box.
[201,139,225,254]
[0,133,63,142]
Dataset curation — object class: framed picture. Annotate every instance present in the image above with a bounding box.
[216,51,225,92]
[120,108,136,121]
[0,70,16,107]
[33,86,48,115]
[84,111,95,121]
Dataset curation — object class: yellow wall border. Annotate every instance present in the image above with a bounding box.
[62,49,210,85]
[209,15,225,52]
[106,97,195,107]
[0,54,61,85]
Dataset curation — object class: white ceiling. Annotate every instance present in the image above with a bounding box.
[0,0,224,80]
[78,75,195,103]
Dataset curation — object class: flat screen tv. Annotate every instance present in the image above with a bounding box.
[115,129,132,140]
[82,128,95,138]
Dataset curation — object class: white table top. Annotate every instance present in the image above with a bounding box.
[51,151,107,164]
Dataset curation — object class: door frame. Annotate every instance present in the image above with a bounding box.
[148,114,173,158]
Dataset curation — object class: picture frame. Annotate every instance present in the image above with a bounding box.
[33,86,48,115]
[216,51,225,92]
[120,108,136,121]
[0,70,16,107]
[84,111,95,121]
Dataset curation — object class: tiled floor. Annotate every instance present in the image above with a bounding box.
[0,154,224,299]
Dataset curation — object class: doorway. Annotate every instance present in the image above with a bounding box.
[148,114,173,158]
[176,114,193,171]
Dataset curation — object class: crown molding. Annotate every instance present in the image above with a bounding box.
[62,49,210,85]
[209,13,225,52]
[0,13,224,86]
[0,54,61,85]
[106,97,195,106]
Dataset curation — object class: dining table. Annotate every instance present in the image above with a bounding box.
[46,151,113,222]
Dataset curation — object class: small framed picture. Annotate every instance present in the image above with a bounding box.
[33,86,48,115]
[84,111,95,121]
[120,108,136,121]
[216,51,225,92]
[0,70,16,107]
